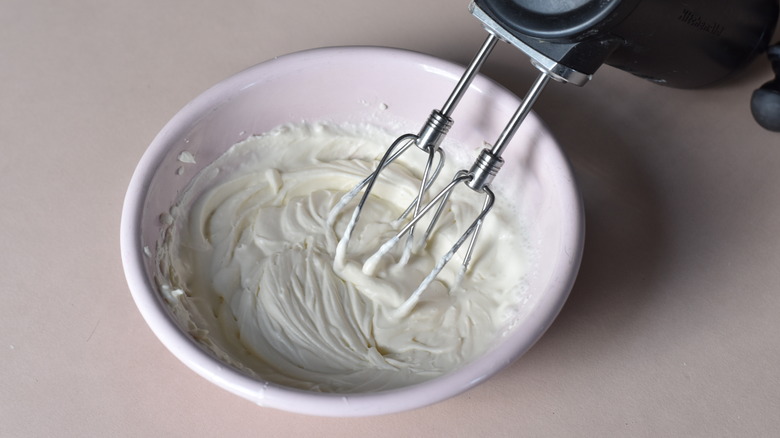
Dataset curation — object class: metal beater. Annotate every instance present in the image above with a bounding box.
[332,0,779,314]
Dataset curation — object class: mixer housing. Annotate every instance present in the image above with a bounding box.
[473,0,780,88]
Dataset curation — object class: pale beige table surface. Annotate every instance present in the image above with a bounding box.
[3,1,780,436]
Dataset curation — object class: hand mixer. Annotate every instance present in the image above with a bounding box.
[332,0,780,314]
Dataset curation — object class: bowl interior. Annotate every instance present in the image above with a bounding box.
[121,46,583,416]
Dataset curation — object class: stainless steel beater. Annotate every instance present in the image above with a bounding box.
[328,32,500,265]
[331,7,581,311]
[333,0,779,313]
[365,70,551,316]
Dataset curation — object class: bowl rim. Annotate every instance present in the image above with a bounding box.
[120,45,584,417]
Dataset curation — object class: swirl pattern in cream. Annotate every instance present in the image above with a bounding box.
[157,122,531,392]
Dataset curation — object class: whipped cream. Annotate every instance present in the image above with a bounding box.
[156,122,532,392]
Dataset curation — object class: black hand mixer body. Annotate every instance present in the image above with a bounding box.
[474,0,779,88]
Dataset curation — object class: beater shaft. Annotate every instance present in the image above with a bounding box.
[440,33,500,117]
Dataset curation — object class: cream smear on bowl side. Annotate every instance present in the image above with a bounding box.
[155,122,534,393]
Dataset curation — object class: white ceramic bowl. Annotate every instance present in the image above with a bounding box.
[120,46,583,417]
